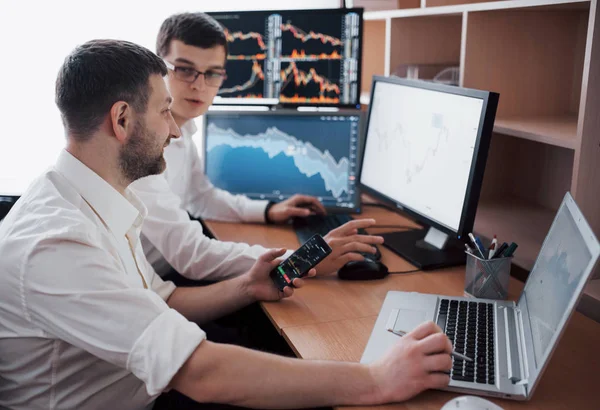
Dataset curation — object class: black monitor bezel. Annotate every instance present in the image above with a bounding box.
[203,109,365,213]
[358,75,499,240]
[207,8,364,109]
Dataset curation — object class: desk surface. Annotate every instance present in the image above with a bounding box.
[204,205,600,410]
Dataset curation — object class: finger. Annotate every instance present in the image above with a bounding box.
[286,207,311,218]
[259,248,287,263]
[425,373,451,389]
[340,242,380,255]
[332,234,385,247]
[270,257,287,268]
[419,333,453,356]
[331,219,377,235]
[291,277,305,288]
[282,286,294,298]
[422,353,452,373]
[300,196,326,215]
[337,252,365,266]
[406,321,443,341]
[289,194,319,206]
[305,268,317,278]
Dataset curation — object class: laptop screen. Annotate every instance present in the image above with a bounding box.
[204,111,362,212]
[519,193,599,386]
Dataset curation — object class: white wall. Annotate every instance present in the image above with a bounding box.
[0,0,340,196]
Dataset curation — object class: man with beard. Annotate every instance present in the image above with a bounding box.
[0,39,451,410]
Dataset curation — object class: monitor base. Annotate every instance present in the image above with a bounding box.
[381,229,466,271]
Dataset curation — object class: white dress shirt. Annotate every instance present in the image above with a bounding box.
[0,150,205,410]
[132,120,282,280]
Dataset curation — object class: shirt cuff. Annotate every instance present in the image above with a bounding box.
[242,200,270,223]
[127,308,206,396]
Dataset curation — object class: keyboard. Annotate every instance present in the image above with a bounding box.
[436,299,496,385]
[293,214,381,261]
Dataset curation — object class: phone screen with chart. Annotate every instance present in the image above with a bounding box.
[270,234,332,291]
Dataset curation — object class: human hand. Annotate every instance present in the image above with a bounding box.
[370,321,452,403]
[313,218,384,276]
[267,195,326,224]
[242,248,316,302]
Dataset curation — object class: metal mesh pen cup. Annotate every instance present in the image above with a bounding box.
[464,252,512,300]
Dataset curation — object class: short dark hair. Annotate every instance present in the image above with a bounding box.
[156,12,228,58]
[55,39,167,141]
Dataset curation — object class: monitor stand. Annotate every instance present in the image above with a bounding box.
[380,226,466,270]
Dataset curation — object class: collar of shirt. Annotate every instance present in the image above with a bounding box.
[54,150,146,238]
[175,119,198,142]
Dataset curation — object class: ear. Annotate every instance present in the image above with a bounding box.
[109,101,132,144]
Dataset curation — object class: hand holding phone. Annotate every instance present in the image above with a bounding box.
[270,234,332,291]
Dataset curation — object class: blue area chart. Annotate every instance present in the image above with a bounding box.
[205,119,355,204]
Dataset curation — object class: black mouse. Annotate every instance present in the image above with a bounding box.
[338,259,389,281]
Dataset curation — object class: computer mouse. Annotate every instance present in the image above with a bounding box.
[337,259,389,281]
[440,395,504,410]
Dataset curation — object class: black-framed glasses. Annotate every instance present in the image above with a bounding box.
[164,60,226,87]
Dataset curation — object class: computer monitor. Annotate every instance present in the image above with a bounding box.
[208,8,363,107]
[359,76,499,270]
[204,110,362,213]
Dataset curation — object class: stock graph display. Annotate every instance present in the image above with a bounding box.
[209,9,362,106]
[204,113,361,209]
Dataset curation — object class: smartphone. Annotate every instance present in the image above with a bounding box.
[270,234,332,291]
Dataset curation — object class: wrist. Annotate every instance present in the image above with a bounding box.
[236,275,258,304]
[365,363,387,405]
[264,201,276,224]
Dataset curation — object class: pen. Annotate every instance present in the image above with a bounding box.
[503,242,518,258]
[491,242,508,259]
[489,235,498,258]
[475,237,487,259]
[468,233,487,260]
[465,243,475,255]
[386,328,473,362]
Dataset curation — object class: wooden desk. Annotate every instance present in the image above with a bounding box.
[204,206,600,410]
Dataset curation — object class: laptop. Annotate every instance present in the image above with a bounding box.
[360,192,600,400]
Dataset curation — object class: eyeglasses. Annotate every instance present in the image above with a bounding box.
[163,60,226,87]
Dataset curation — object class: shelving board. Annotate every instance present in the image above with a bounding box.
[364,0,590,20]
[493,116,578,149]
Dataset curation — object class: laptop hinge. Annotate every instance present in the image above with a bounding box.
[515,307,530,387]
[503,306,524,384]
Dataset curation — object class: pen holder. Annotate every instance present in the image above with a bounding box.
[464,252,512,300]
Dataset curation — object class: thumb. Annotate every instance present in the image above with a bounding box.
[259,248,287,263]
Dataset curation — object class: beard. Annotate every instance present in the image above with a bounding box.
[119,118,167,182]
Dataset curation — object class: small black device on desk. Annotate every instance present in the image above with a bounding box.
[338,259,389,280]
[293,214,382,261]
[270,234,332,291]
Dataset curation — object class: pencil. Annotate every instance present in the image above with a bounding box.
[386,328,473,362]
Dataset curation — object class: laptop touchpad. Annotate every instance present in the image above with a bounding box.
[392,309,427,333]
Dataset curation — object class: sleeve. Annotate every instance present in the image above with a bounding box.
[22,230,205,396]
[131,174,271,281]
[185,138,268,223]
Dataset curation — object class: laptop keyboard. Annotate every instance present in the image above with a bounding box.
[293,214,381,261]
[436,299,496,385]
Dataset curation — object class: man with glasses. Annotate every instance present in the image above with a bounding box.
[131,13,384,285]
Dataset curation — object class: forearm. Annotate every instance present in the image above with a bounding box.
[188,185,267,223]
[172,341,383,408]
[166,277,255,323]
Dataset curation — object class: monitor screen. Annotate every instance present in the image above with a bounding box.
[209,8,362,106]
[522,197,595,369]
[204,111,361,211]
[360,78,487,234]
